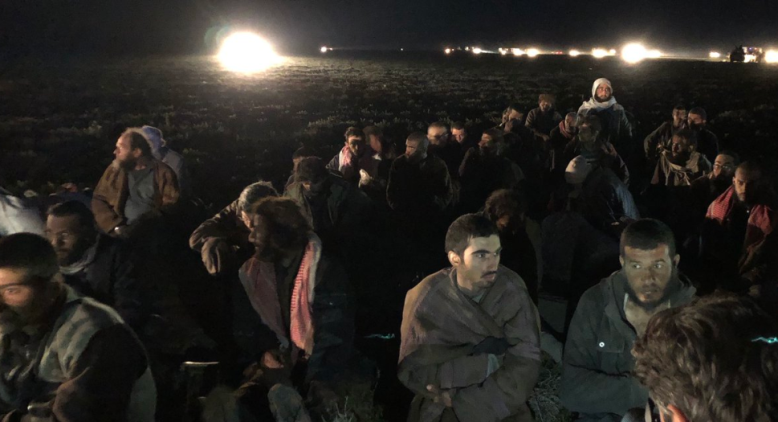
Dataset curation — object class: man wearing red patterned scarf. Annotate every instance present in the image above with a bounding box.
[701,161,777,297]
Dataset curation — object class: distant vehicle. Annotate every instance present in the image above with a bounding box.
[730,46,765,63]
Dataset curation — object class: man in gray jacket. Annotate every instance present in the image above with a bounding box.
[560,219,696,422]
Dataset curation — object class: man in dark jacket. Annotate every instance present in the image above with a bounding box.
[427,121,462,181]
[565,156,639,239]
[387,132,454,216]
[578,78,633,161]
[525,93,563,141]
[687,107,719,164]
[189,181,278,276]
[560,219,696,422]
[285,157,374,249]
[459,129,524,213]
[45,200,146,330]
[232,197,354,420]
[643,104,687,163]
[0,233,156,422]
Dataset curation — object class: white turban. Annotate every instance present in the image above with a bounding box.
[565,155,593,185]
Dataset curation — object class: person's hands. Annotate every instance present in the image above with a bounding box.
[601,142,618,157]
[426,385,455,407]
[472,336,510,355]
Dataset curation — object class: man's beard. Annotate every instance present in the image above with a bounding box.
[113,157,137,171]
[625,270,680,311]
[595,94,612,102]
[54,238,92,266]
[669,151,690,165]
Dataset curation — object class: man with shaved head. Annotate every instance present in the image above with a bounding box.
[387,132,453,216]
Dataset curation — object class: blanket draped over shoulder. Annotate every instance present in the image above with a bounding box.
[398,266,541,422]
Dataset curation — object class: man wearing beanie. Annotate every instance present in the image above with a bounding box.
[140,125,191,197]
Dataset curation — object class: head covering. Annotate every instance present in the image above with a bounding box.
[578,78,618,114]
[140,126,165,159]
[565,155,593,185]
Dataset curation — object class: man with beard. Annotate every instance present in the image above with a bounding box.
[427,121,462,182]
[686,107,719,164]
[563,115,629,186]
[643,104,688,163]
[650,128,712,187]
[45,200,145,329]
[560,219,696,422]
[398,214,541,422]
[701,161,777,296]
[451,122,476,153]
[0,233,156,421]
[387,132,454,216]
[190,181,279,276]
[525,93,563,141]
[578,78,633,161]
[689,151,739,222]
[285,157,373,250]
[326,127,370,185]
[458,129,524,213]
[92,128,180,237]
[229,197,354,420]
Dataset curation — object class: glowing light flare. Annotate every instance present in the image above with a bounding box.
[499,48,508,55]
[621,43,648,64]
[444,48,452,55]
[320,46,328,53]
[218,32,281,73]
[526,48,540,57]
[592,48,609,59]
[647,49,662,59]
[569,49,581,57]
[709,51,721,59]
[765,50,778,64]
[511,48,524,56]
[473,47,483,55]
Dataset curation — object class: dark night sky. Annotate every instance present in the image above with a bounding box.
[1,0,777,56]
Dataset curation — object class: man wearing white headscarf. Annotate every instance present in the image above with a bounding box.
[578,78,633,160]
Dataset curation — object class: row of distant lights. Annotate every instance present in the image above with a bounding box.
[444,44,662,63]
[709,50,778,63]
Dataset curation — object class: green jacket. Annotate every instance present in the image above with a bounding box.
[560,271,695,422]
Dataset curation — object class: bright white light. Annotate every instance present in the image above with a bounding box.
[609,49,617,55]
[745,54,757,63]
[465,46,470,51]
[499,48,508,55]
[709,51,721,59]
[473,47,482,55]
[526,48,540,57]
[511,48,524,56]
[569,49,581,57]
[622,43,648,64]
[218,32,281,73]
[320,46,328,53]
[592,48,608,58]
[647,49,662,59]
[444,48,452,55]
[765,50,778,63]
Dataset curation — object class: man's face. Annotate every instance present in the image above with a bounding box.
[0,268,40,320]
[248,215,276,261]
[564,115,579,133]
[427,126,449,146]
[670,135,691,163]
[45,215,93,266]
[595,84,612,102]
[733,168,762,204]
[113,135,139,170]
[712,154,736,179]
[479,134,497,155]
[539,100,552,113]
[620,244,679,310]
[453,235,502,292]
[687,113,705,130]
[578,124,596,143]
[301,178,328,199]
[672,109,688,127]
[346,136,366,157]
[405,140,423,162]
[452,128,466,144]
[507,109,523,122]
[368,134,382,154]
